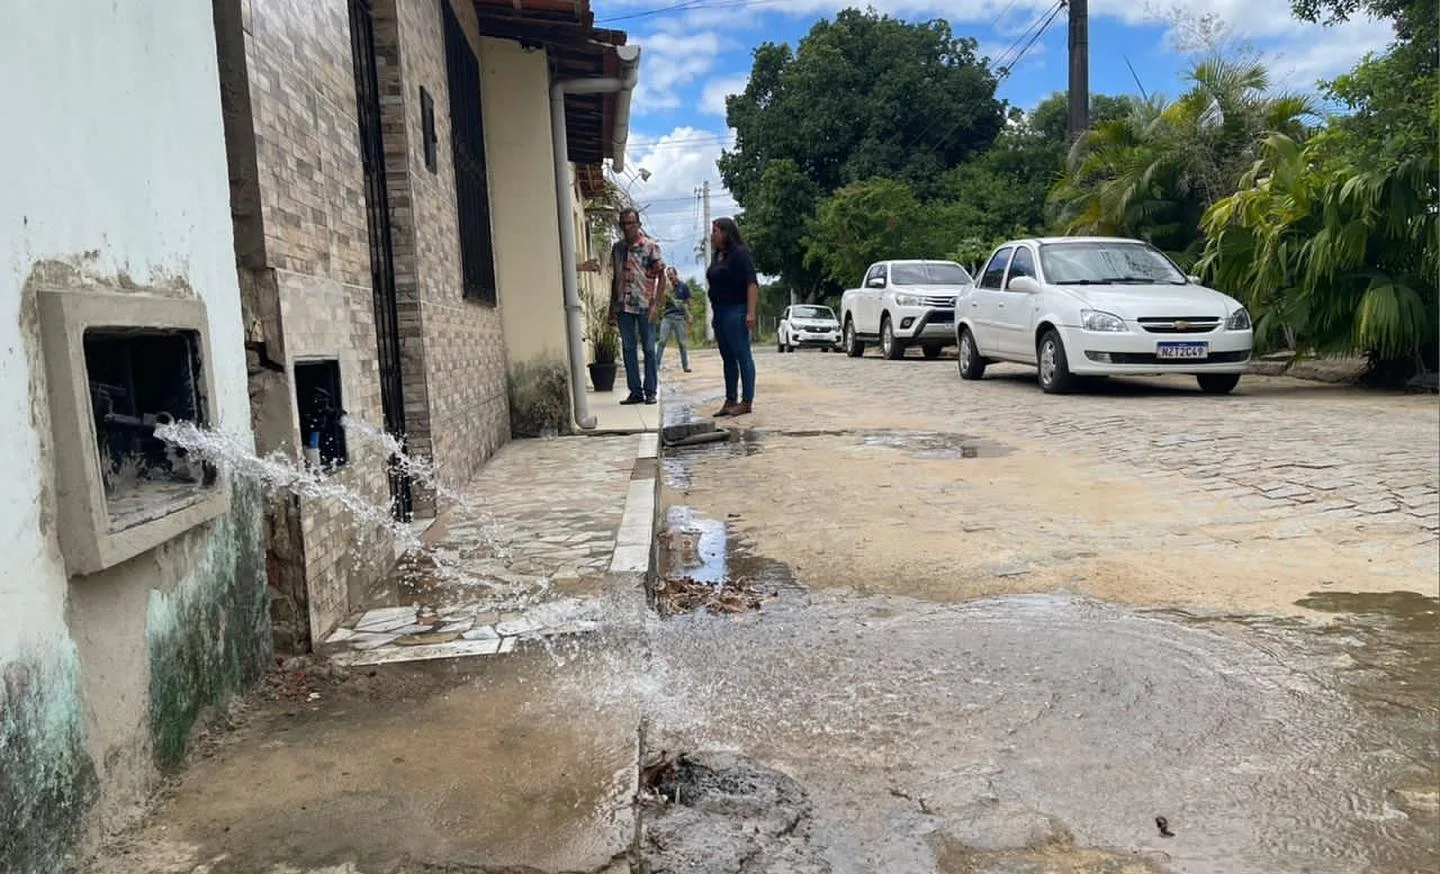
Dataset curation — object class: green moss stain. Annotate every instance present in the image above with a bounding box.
[0,643,100,874]
[147,478,270,771]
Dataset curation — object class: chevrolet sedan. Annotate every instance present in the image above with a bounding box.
[954,237,1254,395]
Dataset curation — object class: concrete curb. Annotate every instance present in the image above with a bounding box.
[609,433,660,575]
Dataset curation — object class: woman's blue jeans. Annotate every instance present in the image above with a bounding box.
[712,303,756,404]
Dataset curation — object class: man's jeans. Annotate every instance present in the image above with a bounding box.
[656,313,690,371]
[712,303,755,403]
[618,311,657,399]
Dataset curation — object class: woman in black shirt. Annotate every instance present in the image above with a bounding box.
[705,217,759,416]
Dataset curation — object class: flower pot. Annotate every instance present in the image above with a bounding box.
[588,360,617,392]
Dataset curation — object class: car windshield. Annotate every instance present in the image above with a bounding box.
[890,262,972,286]
[1038,241,1188,285]
[792,305,834,320]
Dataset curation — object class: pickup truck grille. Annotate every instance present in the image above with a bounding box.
[1139,317,1221,334]
[923,295,956,307]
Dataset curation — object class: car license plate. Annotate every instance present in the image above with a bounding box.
[1156,342,1209,360]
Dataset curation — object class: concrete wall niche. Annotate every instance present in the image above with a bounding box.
[38,289,228,576]
[294,358,348,474]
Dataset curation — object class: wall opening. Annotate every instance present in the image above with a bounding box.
[83,328,217,530]
[420,86,438,173]
[294,360,348,473]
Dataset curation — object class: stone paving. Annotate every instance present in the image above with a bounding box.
[713,350,1440,541]
[324,431,658,666]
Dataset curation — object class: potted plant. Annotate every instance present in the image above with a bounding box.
[584,286,620,392]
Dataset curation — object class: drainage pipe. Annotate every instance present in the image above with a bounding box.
[550,43,642,431]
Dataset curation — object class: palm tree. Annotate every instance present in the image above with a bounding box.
[1048,56,1316,264]
[1197,132,1438,371]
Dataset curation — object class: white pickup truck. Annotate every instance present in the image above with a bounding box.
[839,260,974,360]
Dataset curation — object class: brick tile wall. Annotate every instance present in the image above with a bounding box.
[382,0,511,505]
[215,0,398,645]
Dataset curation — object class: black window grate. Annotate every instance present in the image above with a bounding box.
[442,1,498,305]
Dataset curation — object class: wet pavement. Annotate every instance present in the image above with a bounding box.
[635,350,1439,873]
[322,432,655,667]
[610,522,1440,873]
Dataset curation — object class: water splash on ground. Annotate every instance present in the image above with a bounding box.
[154,419,541,607]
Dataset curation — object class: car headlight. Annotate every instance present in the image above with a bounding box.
[1081,309,1126,332]
[894,294,922,307]
[1225,307,1252,330]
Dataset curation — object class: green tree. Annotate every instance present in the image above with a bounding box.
[1049,57,1315,262]
[933,92,1136,253]
[801,178,942,287]
[1294,0,1438,165]
[739,159,827,302]
[1197,132,1437,374]
[720,8,1005,295]
[721,9,1003,201]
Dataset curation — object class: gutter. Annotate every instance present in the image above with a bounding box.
[550,43,642,431]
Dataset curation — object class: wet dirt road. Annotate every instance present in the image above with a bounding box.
[639,348,1439,873]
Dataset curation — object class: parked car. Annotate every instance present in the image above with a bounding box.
[954,237,1254,394]
[839,260,972,360]
[777,304,842,352]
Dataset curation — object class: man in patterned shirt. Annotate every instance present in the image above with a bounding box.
[609,207,666,405]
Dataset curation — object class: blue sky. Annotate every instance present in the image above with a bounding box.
[592,0,1393,272]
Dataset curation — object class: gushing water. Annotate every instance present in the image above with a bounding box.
[154,419,543,608]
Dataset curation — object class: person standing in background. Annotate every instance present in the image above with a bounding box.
[609,207,665,405]
[656,266,693,374]
[705,217,759,417]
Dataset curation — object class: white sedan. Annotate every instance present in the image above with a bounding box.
[778,304,842,353]
[954,236,1254,395]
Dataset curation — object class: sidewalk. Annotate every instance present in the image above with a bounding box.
[323,431,659,666]
[85,433,661,874]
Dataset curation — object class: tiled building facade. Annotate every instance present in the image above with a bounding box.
[211,0,633,649]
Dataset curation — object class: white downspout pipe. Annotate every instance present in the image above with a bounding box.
[551,43,641,431]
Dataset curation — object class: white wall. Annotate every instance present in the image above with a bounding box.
[0,0,248,679]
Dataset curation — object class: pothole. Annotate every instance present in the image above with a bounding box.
[636,751,832,874]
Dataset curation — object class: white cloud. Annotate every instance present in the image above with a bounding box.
[699,74,750,116]
[605,0,1393,87]
[630,30,725,114]
[617,126,740,276]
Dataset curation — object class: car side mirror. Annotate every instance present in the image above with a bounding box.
[1187,274,1202,284]
[1007,275,1040,294]
[866,277,886,288]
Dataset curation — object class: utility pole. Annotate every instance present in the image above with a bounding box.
[1067,0,1089,142]
[701,180,714,342]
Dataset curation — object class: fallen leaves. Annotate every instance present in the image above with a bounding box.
[654,576,766,616]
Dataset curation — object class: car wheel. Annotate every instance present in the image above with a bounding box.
[777,334,785,353]
[922,344,943,360]
[957,329,987,380]
[881,316,905,360]
[1037,329,1075,394]
[1197,373,1241,394]
[844,320,865,357]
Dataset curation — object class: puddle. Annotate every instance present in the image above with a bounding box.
[653,506,799,617]
[564,589,1440,874]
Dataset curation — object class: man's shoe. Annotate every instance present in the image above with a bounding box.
[644,396,657,405]
[683,367,693,373]
[619,394,644,406]
[712,402,737,417]
[730,401,753,416]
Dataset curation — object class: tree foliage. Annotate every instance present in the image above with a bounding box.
[719,9,1004,298]
[1049,57,1316,263]
[802,178,941,287]
[1198,132,1437,362]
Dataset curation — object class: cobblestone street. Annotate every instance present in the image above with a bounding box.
[661,348,1439,613]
